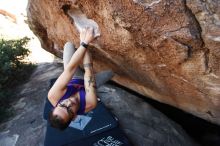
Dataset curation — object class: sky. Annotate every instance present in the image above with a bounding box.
[0,0,55,63]
[0,0,27,15]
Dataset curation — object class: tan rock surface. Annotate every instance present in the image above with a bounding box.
[27,0,220,125]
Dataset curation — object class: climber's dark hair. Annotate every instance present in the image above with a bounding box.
[48,110,71,130]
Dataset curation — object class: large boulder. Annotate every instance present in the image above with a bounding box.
[27,0,220,125]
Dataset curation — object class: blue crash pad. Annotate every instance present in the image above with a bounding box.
[43,78,133,146]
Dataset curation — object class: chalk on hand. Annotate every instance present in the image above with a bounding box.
[68,8,101,38]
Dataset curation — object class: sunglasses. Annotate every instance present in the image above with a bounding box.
[58,102,76,118]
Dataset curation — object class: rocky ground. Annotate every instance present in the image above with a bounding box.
[0,62,196,146]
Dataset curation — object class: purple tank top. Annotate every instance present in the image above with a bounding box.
[56,78,86,115]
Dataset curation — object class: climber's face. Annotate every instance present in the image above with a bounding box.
[53,98,79,121]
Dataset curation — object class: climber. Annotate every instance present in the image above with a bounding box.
[47,27,98,130]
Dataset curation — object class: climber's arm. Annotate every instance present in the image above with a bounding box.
[48,27,95,106]
[48,45,87,106]
[83,51,97,112]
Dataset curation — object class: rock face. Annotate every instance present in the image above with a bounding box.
[27,0,220,125]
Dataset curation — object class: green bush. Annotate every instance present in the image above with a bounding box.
[0,37,36,122]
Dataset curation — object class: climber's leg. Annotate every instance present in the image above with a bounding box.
[95,70,114,88]
[63,42,83,78]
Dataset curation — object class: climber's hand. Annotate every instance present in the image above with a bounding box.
[80,27,95,44]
